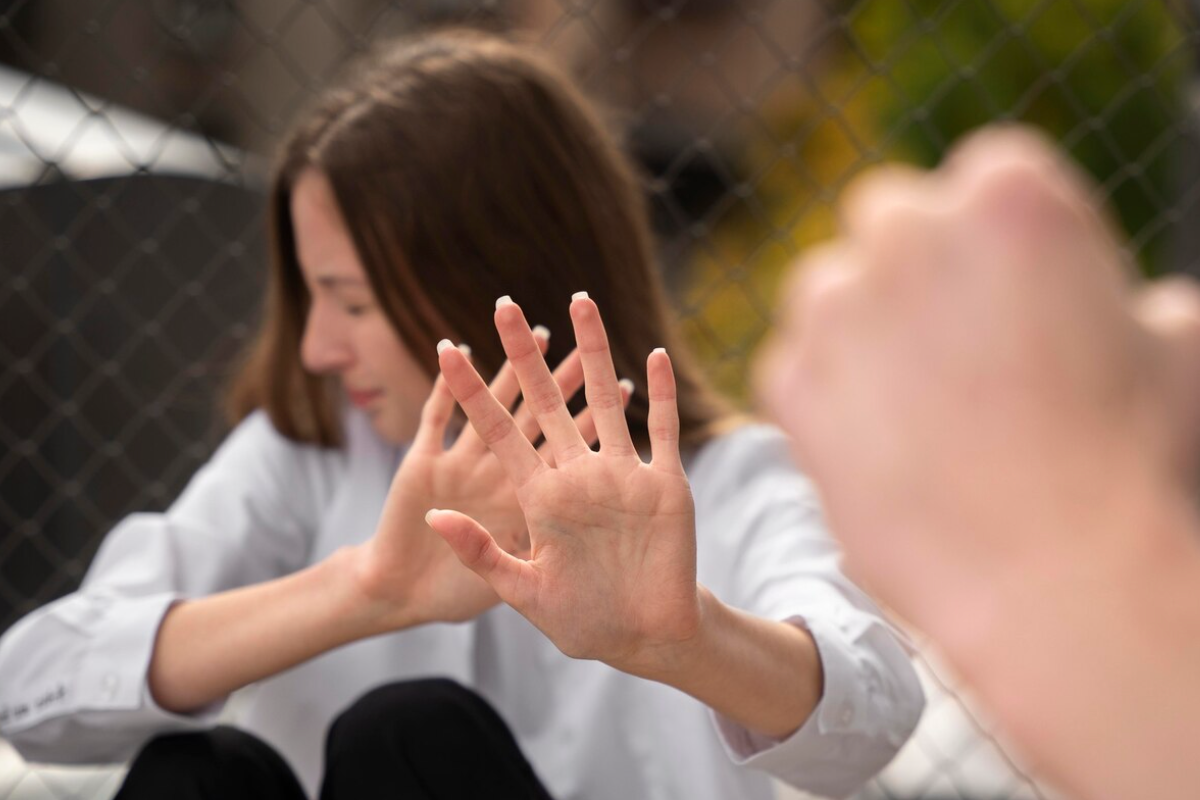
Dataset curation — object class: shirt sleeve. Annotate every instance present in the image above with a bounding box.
[0,411,342,764]
[690,425,925,799]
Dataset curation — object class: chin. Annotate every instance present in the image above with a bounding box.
[370,412,418,445]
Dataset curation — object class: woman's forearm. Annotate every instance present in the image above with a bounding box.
[622,586,823,740]
[147,545,393,713]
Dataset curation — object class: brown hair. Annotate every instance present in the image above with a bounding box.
[227,30,732,449]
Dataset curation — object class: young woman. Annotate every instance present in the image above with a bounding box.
[0,31,923,800]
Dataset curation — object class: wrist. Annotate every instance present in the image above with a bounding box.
[338,544,424,636]
[611,584,716,683]
[614,585,823,739]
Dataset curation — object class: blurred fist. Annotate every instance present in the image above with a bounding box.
[756,125,1200,634]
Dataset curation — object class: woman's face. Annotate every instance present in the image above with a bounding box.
[292,168,433,444]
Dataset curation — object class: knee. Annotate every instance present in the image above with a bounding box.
[121,726,298,797]
[327,678,481,755]
[130,727,254,774]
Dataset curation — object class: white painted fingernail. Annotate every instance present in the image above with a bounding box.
[458,343,472,356]
[531,324,550,341]
[652,347,666,355]
[618,378,634,395]
[496,295,514,308]
[571,291,589,301]
[425,509,440,525]
[437,339,454,355]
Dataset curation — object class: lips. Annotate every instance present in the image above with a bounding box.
[346,388,383,408]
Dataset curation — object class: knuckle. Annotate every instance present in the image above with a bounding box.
[797,263,860,337]
[647,386,677,403]
[648,418,679,443]
[950,125,1060,179]
[463,531,493,568]
[555,442,592,462]
[527,384,564,415]
[507,337,544,364]
[475,413,514,446]
[964,162,1083,260]
[584,388,624,411]
[841,165,931,237]
[973,158,1057,210]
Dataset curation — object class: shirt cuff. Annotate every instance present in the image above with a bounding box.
[2,592,226,766]
[77,592,226,728]
[711,614,907,799]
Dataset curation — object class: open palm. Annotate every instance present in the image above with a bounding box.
[358,336,623,628]
[430,297,702,673]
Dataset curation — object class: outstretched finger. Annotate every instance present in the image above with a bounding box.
[487,325,551,413]
[494,297,589,464]
[456,326,550,455]
[426,509,537,611]
[543,377,634,466]
[646,348,684,476]
[409,372,458,456]
[570,295,636,456]
[439,339,545,487]
[512,347,584,444]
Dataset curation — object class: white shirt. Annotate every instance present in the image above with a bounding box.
[0,410,923,799]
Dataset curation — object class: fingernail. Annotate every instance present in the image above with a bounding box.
[437,339,454,355]
[618,378,634,395]
[425,509,440,525]
[652,347,666,355]
[458,343,472,356]
[571,291,589,301]
[496,295,514,308]
[532,324,550,341]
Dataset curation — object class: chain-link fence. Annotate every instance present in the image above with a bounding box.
[1,1,1197,798]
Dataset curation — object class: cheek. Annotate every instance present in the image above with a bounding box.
[359,323,432,399]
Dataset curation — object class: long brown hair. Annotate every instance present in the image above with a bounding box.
[227,30,732,449]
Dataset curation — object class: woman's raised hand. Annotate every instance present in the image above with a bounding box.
[428,295,702,675]
[355,330,629,630]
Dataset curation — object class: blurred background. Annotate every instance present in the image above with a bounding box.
[1,1,1197,798]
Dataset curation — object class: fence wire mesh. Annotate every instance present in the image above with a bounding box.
[1,1,1198,798]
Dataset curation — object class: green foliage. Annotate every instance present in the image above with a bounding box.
[679,1,1191,402]
[845,0,1190,272]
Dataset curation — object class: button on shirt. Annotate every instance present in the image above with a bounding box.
[0,411,924,799]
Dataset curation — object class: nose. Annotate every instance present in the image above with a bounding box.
[301,299,353,375]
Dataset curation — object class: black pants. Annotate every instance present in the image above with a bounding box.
[115,678,555,800]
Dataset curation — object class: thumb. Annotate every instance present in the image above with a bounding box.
[425,509,535,607]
